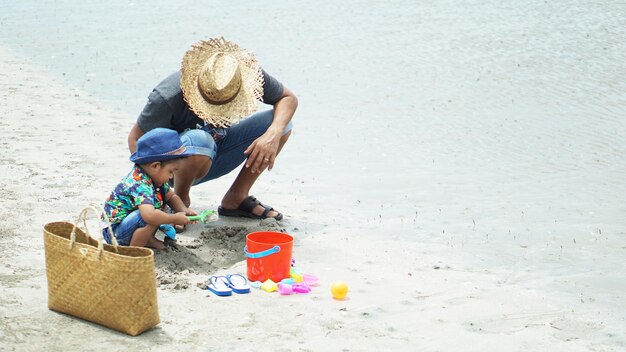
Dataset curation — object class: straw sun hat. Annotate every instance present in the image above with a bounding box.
[181,37,264,127]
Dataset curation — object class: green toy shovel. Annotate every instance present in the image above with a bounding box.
[188,209,218,223]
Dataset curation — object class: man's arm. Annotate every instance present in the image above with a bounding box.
[128,123,145,154]
[244,86,298,172]
[266,86,298,139]
[131,75,178,154]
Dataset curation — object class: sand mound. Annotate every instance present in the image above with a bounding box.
[154,219,286,290]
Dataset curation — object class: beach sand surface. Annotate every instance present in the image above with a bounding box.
[1,1,625,351]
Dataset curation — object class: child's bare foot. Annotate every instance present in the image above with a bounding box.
[147,236,165,250]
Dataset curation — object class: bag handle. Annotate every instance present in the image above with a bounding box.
[69,204,119,253]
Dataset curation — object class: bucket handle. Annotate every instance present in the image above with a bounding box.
[244,245,281,259]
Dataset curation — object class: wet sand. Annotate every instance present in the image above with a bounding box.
[1,1,625,351]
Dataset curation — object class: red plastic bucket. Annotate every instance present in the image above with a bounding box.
[245,231,293,283]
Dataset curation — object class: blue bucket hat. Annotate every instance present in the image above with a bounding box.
[130,128,195,164]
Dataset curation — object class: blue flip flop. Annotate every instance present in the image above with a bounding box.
[225,274,251,294]
[207,276,232,296]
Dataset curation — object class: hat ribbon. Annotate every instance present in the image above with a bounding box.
[163,145,187,155]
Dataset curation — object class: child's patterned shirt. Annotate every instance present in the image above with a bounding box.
[103,165,169,224]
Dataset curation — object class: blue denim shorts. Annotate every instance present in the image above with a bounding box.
[179,109,293,185]
[102,209,146,246]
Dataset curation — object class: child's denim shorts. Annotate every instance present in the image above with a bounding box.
[179,108,293,185]
[102,210,146,246]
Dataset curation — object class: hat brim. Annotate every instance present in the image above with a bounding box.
[129,147,197,165]
[181,37,264,128]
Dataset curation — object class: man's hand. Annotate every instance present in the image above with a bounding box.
[244,131,281,173]
[243,86,298,174]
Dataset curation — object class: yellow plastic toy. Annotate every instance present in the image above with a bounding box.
[261,279,278,292]
[330,281,348,300]
[290,273,303,283]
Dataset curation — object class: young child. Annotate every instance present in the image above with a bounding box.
[103,128,198,249]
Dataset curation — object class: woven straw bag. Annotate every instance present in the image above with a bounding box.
[43,205,160,336]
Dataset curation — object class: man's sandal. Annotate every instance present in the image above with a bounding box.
[217,195,283,221]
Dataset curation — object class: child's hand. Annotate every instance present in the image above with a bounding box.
[184,208,198,216]
[172,212,193,225]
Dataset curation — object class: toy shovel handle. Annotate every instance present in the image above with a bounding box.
[188,209,216,221]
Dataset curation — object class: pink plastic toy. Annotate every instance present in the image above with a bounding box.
[277,283,311,295]
[278,283,293,295]
[292,283,311,293]
[302,274,319,286]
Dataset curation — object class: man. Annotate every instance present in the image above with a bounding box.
[128,37,297,221]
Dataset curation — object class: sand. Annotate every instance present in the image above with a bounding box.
[1,1,626,351]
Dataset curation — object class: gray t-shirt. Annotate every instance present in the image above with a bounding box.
[137,69,284,132]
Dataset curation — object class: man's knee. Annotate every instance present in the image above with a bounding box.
[279,121,293,144]
[283,121,294,136]
[179,129,217,160]
[280,130,291,144]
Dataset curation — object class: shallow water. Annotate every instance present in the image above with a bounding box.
[2,0,625,346]
[2,0,623,219]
